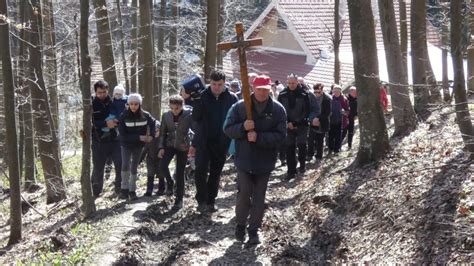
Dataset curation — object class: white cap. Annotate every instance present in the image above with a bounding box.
[113,84,126,96]
[276,84,285,93]
[127,93,142,104]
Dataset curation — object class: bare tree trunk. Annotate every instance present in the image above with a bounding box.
[17,0,37,190]
[42,0,59,133]
[399,0,408,78]
[157,0,166,101]
[130,0,138,92]
[200,0,206,65]
[425,49,442,103]
[411,0,431,116]
[79,0,97,217]
[441,1,451,103]
[0,0,22,244]
[204,0,218,81]
[334,0,341,84]
[151,1,162,119]
[139,0,154,112]
[116,0,130,93]
[137,1,144,95]
[378,0,417,136]
[92,0,118,93]
[168,0,179,94]
[348,0,390,165]
[216,0,224,70]
[451,0,474,156]
[28,0,66,204]
[467,0,474,98]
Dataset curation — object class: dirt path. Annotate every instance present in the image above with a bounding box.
[86,161,319,265]
[85,108,473,264]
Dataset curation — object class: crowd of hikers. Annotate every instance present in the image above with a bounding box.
[91,70,390,245]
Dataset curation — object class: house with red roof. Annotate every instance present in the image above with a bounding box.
[223,0,444,88]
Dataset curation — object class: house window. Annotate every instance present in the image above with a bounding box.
[277,17,287,29]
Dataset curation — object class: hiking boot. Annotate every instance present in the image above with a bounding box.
[285,173,296,181]
[156,189,165,196]
[119,189,129,199]
[246,230,260,246]
[172,200,183,210]
[299,165,306,174]
[166,181,174,196]
[197,203,207,213]
[235,225,246,242]
[129,191,138,201]
[207,204,218,213]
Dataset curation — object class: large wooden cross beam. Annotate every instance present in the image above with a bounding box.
[217,22,262,120]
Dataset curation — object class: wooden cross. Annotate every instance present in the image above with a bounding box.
[217,22,263,120]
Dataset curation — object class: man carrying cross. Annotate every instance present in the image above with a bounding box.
[220,23,287,245]
[224,75,287,244]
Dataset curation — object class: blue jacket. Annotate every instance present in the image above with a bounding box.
[110,97,128,118]
[224,96,287,175]
[192,85,238,151]
[118,109,156,148]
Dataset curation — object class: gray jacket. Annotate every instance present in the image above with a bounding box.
[224,96,287,175]
[159,107,194,151]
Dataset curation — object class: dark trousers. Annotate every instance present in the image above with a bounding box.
[235,169,270,232]
[328,122,342,152]
[194,143,227,205]
[146,157,161,193]
[278,144,286,163]
[308,128,326,159]
[342,117,355,148]
[307,127,317,158]
[286,127,308,174]
[160,147,187,201]
[91,140,122,195]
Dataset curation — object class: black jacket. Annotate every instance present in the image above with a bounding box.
[141,121,161,163]
[348,94,358,119]
[192,85,238,151]
[159,107,194,151]
[118,109,156,148]
[277,85,319,127]
[312,92,332,133]
[92,95,118,142]
[224,96,287,175]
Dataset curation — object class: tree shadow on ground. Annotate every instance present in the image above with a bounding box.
[209,241,260,265]
[415,153,471,264]
[271,161,380,264]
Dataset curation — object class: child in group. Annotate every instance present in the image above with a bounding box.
[103,84,128,180]
[158,95,194,210]
[118,93,156,200]
[141,120,166,197]
[103,84,128,133]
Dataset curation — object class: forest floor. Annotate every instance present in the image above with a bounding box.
[0,106,473,264]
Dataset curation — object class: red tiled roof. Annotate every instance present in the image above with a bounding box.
[250,0,441,54]
[223,50,314,84]
[224,0,442,87]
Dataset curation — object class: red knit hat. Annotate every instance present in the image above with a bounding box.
[252,75,272,89]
